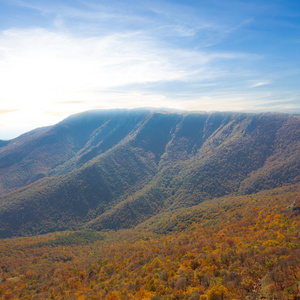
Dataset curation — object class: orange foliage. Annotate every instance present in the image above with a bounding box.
[0,184,299,299]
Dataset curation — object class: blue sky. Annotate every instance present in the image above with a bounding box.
[0,0,299,139]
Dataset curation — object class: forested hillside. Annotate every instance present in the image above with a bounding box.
[0,184,299,299]
[0,110,299,238]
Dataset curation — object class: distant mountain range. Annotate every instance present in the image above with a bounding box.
[0,109,299,238]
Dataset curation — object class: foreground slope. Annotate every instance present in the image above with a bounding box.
[0,184,299,299]
[0,110,299,237]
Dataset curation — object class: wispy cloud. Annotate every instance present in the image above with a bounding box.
[249,80,272,88]
[0,28,187,101]
[0,27,251,108]
[0,109,20,115]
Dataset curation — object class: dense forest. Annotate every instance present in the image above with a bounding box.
[0,184,299,299]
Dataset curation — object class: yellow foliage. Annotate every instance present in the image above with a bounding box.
[188,252,197,259]
[262,240,279,246]
[277,233,285,243]
[207,285,230,300]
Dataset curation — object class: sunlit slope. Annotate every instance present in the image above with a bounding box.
[0,109,150,194]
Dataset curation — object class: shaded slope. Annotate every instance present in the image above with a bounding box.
[0,143,157,238]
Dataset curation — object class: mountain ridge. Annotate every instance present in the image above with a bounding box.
[0,109,299,238]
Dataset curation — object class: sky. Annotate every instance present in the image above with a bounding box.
[0,0,299,140]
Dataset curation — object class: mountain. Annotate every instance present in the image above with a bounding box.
[0,109,299,238]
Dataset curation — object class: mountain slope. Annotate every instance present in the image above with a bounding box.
[0,110,150,194]
[0,183,299,299]
[0,110,299,238]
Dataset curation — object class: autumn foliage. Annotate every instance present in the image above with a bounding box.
[0,184,299,299]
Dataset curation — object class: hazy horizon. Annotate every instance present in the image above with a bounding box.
[1,0,299,139]
[2,107,299,141]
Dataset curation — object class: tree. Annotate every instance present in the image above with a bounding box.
[207,285,230,300]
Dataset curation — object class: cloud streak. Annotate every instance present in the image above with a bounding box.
[249,80,272,88]
[0,109,20,114]
[0,27,251,107]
